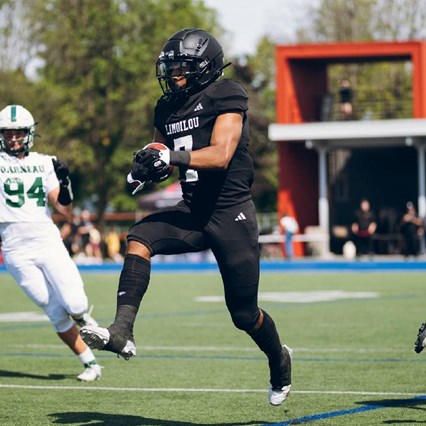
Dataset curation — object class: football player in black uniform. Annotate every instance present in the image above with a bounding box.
[81,28,292,406]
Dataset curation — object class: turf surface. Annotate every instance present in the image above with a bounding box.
[1,271,426,425]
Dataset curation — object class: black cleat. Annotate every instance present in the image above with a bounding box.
[415,322,426,354]
[80,325,136,360]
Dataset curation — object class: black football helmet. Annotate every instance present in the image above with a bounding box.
[156,28,230,97]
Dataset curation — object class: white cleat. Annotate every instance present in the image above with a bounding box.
[80,326,110,349]
[77,363,102,382]
[268,344,293,406]
[269,384,292,406]
[80,325,136,360]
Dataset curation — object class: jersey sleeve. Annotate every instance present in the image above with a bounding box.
[45,155,60,194]
[209,79,249,115]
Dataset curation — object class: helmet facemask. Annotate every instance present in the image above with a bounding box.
[0,129,33,156]
[156,58,197,96]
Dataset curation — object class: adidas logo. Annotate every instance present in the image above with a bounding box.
[194,102,203,112]
[235,212,246,221]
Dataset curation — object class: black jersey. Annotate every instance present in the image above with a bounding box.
[154,78,253,213]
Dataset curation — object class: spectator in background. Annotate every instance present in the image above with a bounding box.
[400,202,423,258]
[339,78,353,120]
[75,209,94,255]
[104,226,124,263]
[280,212,299,259]
[60,216,79,257]
[351,198,377,257]
[87,226,103,260]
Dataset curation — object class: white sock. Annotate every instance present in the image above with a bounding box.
[78,347,97,365]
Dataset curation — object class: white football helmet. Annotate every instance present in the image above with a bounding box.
[0,105,36,155]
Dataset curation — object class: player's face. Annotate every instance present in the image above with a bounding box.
[1,129,28,153]
[169,63,189,91]
[159,61,190,92]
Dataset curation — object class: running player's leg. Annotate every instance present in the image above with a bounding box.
[4,251,100,380]
[207,200,291,405]
[81,203,208,358]
[39,239,97,326]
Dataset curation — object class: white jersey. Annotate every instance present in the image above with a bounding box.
[0,151,59,223]
[0,151,60,252]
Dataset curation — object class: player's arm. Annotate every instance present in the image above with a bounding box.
[153,112,243,170]
[185,112,243,170]
[50,158,74,220]
[368,221,377,234]
[153,128,167,143]
[48,186,72,220]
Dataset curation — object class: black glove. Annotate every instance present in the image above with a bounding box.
[52,158,70,186]
[131,148,170,182]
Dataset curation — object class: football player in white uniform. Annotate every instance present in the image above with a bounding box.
[0,104,101,381]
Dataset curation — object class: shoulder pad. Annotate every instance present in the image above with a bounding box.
[206,79,248,114]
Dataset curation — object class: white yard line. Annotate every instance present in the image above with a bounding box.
[0,384,424,397]
[6,343,412,354]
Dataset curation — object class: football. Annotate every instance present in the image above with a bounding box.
[143,142,174,181]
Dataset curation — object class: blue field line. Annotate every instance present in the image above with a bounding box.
[264,394,426,425]
[2,259,426,273]
[1,351,426,364]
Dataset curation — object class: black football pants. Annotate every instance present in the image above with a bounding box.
[127,199,260,331]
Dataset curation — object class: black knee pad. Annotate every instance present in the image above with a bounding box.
[230,308,260,331]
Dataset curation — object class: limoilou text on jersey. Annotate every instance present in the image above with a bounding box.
[165,117,199,135]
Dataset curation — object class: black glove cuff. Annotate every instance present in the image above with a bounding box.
[170,151,190,167]
[58,183,73,206]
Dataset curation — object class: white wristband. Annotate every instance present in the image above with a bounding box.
[159,149,171,165]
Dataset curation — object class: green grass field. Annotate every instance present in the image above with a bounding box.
[1,270,426,425]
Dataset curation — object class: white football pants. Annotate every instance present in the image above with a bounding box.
[4,236,88,333]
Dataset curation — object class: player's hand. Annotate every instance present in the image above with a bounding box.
[132,148,170,182]
[130,149,153,182]
[52,158,70,186]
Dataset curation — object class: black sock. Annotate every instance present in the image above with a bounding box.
[117,254,150,308]
[110,254,150,337]
[248,309,283,363]
[109,304,138,338]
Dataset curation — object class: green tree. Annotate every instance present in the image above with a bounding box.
[0,0,280,218]
[23,0,219,226]
[296,0,426,120]
[0,1,37,104]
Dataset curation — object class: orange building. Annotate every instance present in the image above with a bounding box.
[269,41,426,256]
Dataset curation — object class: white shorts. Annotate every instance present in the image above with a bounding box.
[2,222,88,332]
